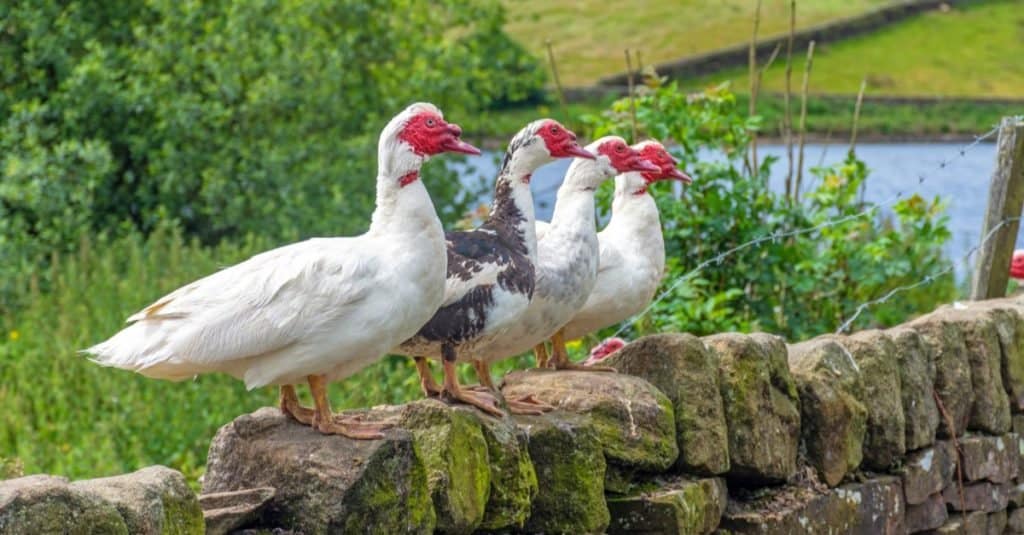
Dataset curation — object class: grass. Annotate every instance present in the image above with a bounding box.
[0,227,549,482]
[689,0,1024,98]
[470,92,1013,143]
[502,0,890,86]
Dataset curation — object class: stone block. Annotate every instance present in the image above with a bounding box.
[942,480,1010,512]
[958,434,1018,484]
[704,333,800,484]
[909,311,974,437]
[602,333,730,475]
[606,477,726,534]
[887,327,940,450]
[905,492,947,533]
[842,330,907,469]
[899,442,957,505]
[788,336,867,487]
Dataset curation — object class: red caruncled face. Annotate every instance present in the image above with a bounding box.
[598,139,659,173]
[398,112,481,157]
[536,120,594,159]
[638,144,693,184]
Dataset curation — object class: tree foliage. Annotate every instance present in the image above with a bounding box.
[0,0,545,307]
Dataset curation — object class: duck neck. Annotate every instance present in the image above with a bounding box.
[484,163,537,260]
[369,170,440,238]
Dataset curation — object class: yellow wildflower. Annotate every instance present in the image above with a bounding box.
[8,330,18,342]
[566,339,583,352]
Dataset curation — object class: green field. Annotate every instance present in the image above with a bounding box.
[502,0,890,86]
[692,0,1024,98]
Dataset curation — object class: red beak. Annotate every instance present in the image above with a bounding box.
[629,157,659,173]
[664,167,693,185]
[562,142,596,160]
[440,123,482,155]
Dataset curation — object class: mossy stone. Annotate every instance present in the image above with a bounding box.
[606,477,726,534]
[514,413,609,534]
[72,465,203,535]
[788,336,867,487]
[602,334,730,475]
[886,326,939,450]
[704,333,799,484]
[203,407,435,535]
[502,369,677,482]
[0,475,129,535]
[842,330,906,469]
[909,311,974,437]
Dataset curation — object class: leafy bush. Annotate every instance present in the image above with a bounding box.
[0,0,542,308]
[584,80,954,340]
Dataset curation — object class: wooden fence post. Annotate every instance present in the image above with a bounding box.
[970,117,1024,300]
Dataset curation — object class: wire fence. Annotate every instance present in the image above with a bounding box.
[607,122,1005,340]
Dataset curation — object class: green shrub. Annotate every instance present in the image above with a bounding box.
[584,80,954,341]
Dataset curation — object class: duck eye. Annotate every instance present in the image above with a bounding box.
[426,118,436,127]
[550,126,559,135]
[616,144,625,152]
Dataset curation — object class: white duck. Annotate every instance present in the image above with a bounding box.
[395,119,592,415]
[555,140,692,349]
[84,103,480,439]
[468,136,657,386]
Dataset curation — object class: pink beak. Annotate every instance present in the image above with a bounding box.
[563,142,596,160]
[1010,250,1024,279]
[629,157,660,173]
[440,123,482,156]
[663,166,693,185]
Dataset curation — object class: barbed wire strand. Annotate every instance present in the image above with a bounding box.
[833,215,1022,334]
[608,123,1002,339]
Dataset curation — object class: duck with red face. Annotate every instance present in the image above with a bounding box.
[394,119,595,416]
[550,140,693,360]
[85,103,482,439]
[459,136,659,395]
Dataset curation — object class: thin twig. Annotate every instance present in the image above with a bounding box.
[852,77,868,202]
[749,0,763,172]
[849,78,867,155]
[795,40,815,203]
[784,0,796,200]
[625,49,638,143]
[545,40,566,113]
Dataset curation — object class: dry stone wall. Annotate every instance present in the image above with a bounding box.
[5,296,1024,533]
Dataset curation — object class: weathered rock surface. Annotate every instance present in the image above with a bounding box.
[943,305,1013,434]
[930,510,987,534]
[968,299,1024,412]
[71,465,203,535]
[466,409,537,531]
[719,485,859,534]
[502,369,677,482]
[1010,483,1024,508]
[887,327,940,450]
[703,332,800,484]
[989,509,1008,535]
[958,434,1018,484]
[842,476,905,535]
[898,442,956,505]
[199,487,274,535]
[0,474,129,535]
[202,407,435,535]
[909,310,974,437]
[350,399,491,534]
[905,492,947,533]
[1008,507,1024,533]
[788,336,867,487]
[602,333,730,475]
[942,480,1010,512]
[513,413,609,534]
[606,477,726,534]
[841,330,906,469]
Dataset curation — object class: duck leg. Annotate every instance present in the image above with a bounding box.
[279,384,314,425]
[307,374,391,439]
[472,359,555,415]
[550,329,617,372]
[414,357,442,397]
[440,345,502,417]
[534,342,550,369]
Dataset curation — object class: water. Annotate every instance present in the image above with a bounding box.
[456,142,1009,278]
